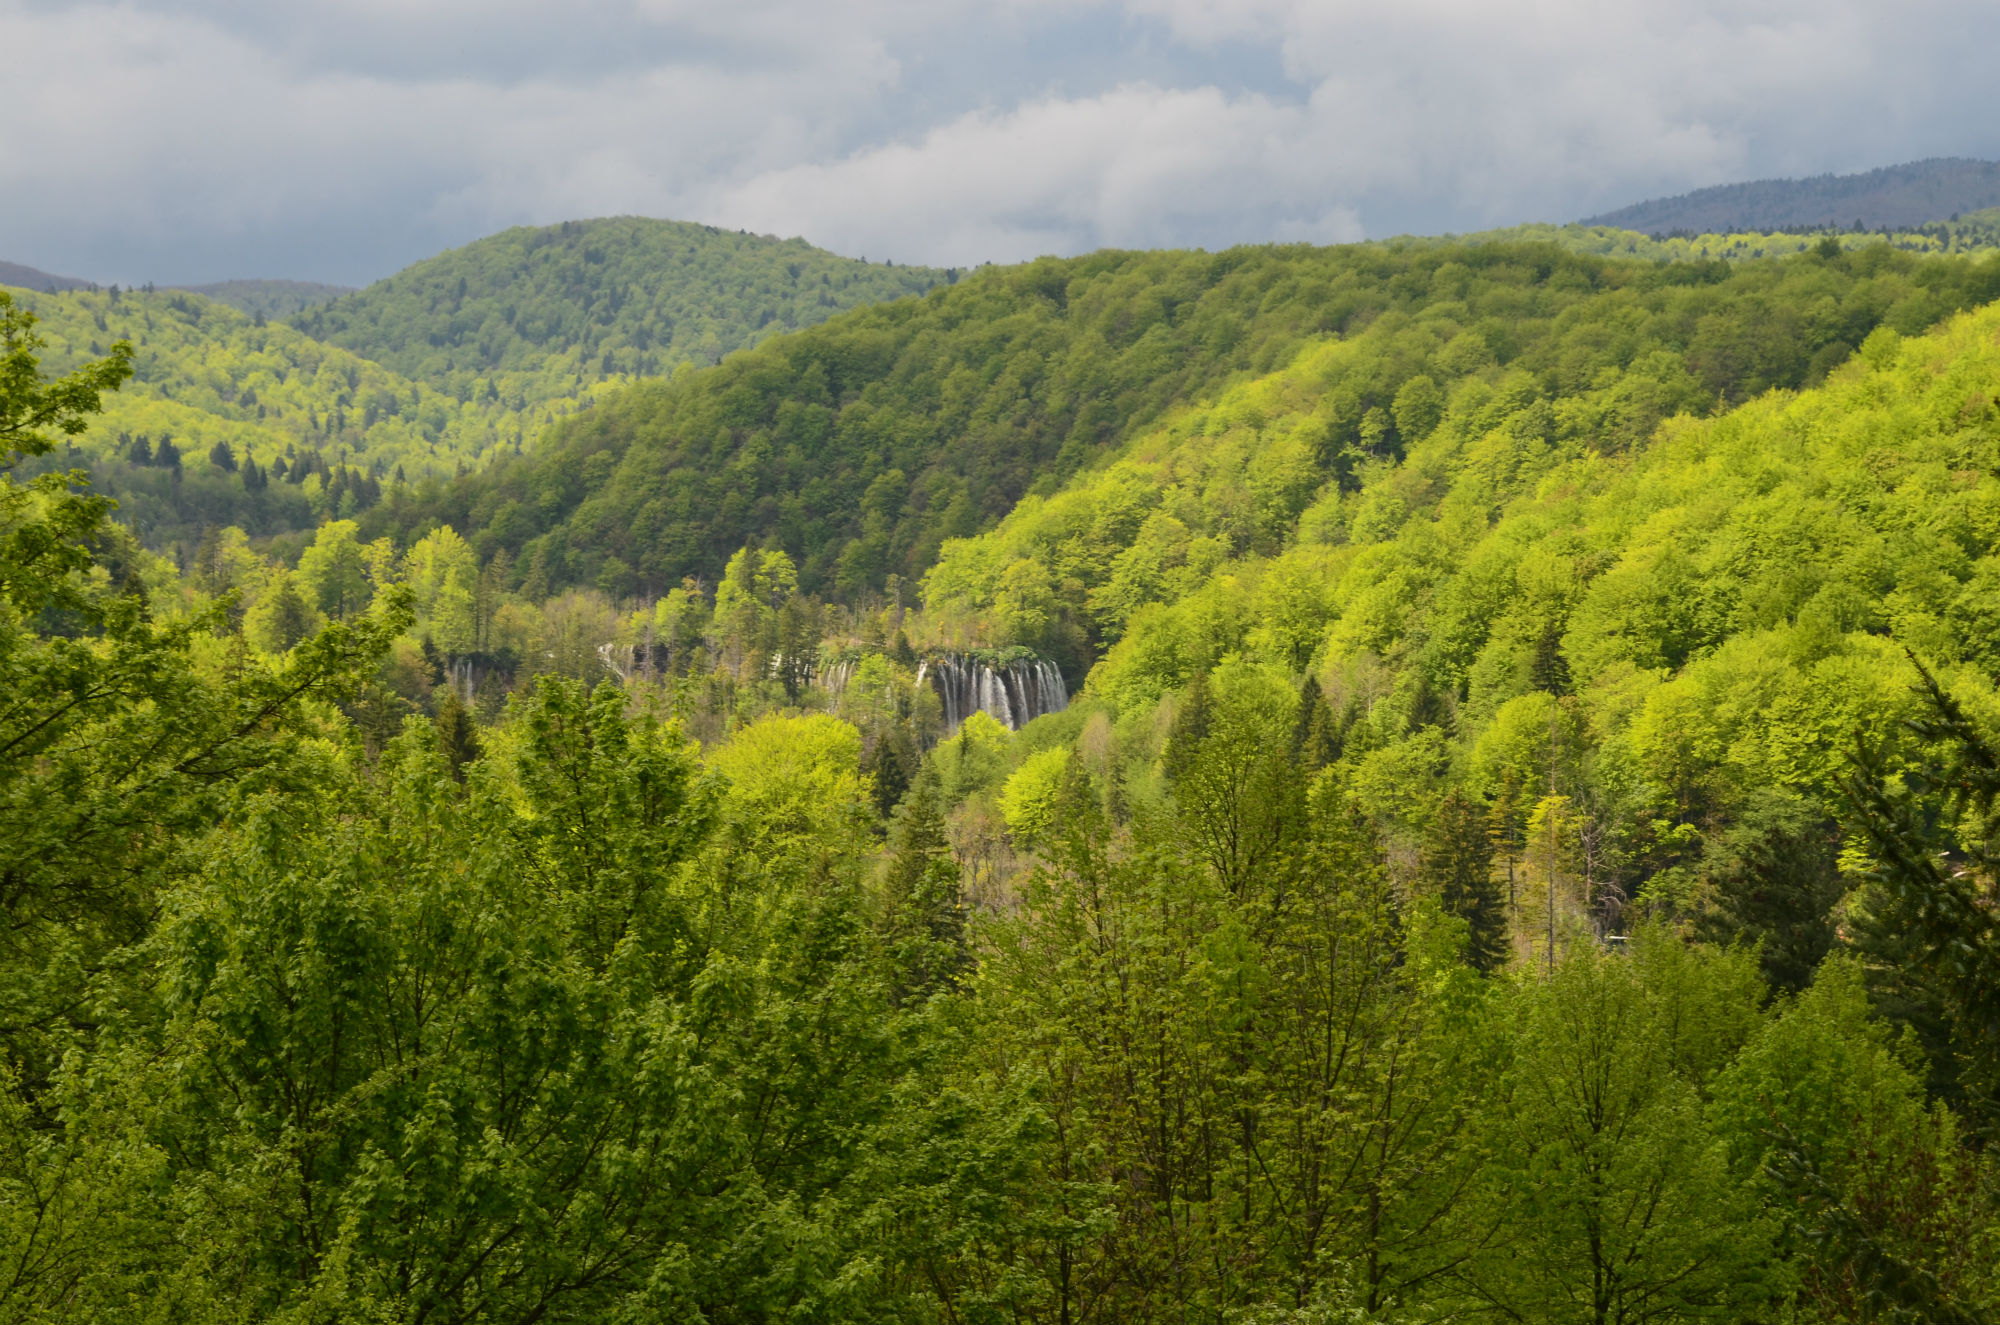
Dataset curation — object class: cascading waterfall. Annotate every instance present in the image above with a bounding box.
[819,658,857,699]
[917,654,1069,731]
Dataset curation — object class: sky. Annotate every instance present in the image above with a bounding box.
[4,0,1997,287]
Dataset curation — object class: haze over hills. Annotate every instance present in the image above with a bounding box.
[170,278,353,319]
[1585,156,2000,234]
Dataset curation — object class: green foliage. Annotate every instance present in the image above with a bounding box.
[1843,658,2000,1125]
[4,282,552,548]
[930,248,2000,918]
[1464,934,1780,1323]
[881,771,969,1002]
[1692,787,1843,993]
[14,220,2000,1325]
[1423,787,1508,971]
[294,216,944,401]
[396,239,1768,600]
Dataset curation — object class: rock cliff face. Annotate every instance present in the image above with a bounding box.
[916,654,1069,731]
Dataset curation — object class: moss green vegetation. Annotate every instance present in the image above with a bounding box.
[293,216,948,403]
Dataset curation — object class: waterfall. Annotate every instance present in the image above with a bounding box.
[920,654,1069,732]
[820,658,857,698]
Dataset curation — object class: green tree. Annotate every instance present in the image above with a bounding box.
[1164,661,1305,898]
[882,771,969,1002]
[1693,788,1843,993]
[244,567,322,653]
[1842,658,2000,1125]
[1423,788,1509,972]
[1462,936,1779,1324]
[296,516,373,618]
[432,687,482,780]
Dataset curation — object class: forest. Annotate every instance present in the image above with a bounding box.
[0,220,948,556]
[5,210,2000,1324]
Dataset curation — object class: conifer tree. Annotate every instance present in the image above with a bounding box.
[433,687,482,781]
[1293,676,1342,772]
[882,771,969,1002]
[1423,788,1508,972]
[863,727,913,823]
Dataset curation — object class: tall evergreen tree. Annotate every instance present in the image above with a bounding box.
[1424,788,1508,972]
[1842,659,2000,1126]
[882,771,969,1002]
[433,687,482,781]
[1293,676,1342,772]
[863,726,913,824]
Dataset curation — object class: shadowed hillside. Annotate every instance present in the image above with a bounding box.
[1585,157,2000,234]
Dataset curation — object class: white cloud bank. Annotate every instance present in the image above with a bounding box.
[0,0,1993,283]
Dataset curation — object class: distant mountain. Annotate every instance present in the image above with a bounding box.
[1583,157,2000,234]
[0,260,95,292]
[171,279,351,319]
[291,217,950,404]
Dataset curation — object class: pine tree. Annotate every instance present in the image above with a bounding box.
[882,771,969,1003]
[1528,621,1570,695]
[1163,670,1213,788]
[1293,676,1343,772]
[863,728,913,824]
[433,689,482,782]
[1424,788,1508,972]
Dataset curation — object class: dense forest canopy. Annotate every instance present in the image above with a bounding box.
[291,216,949,403]
[388,237,2000,606]
[0,220,954,555]
[3,283,573,552]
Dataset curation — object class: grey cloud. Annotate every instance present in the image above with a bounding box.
[1,0,1996,286]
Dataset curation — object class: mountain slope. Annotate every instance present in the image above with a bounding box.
[8,285,556,549]
[371,241,1569,599]
[1585,157,2000,234]
[292,216,948,404]
[918,243,2000,894]
[400,239,2000,607]
[0,260,94,292]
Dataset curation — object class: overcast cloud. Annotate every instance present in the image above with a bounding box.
[3,0,1995,285]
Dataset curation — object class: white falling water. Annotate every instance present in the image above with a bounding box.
[820,658,857,698]
[921,654,1069,732]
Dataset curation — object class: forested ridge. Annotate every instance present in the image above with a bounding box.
[1584,156,2000,234]
[9,211,2000,1323]
[388,236,2000,603]
[292,216,948,402]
